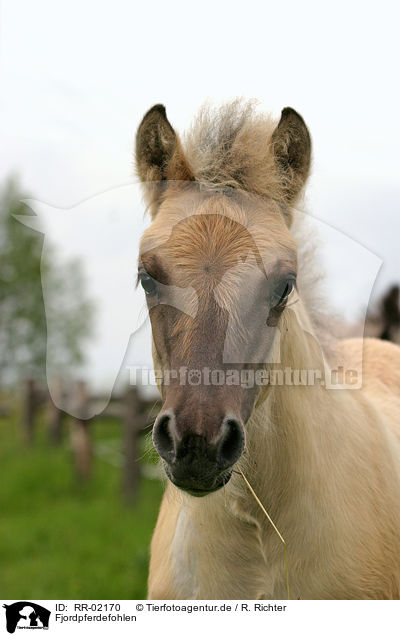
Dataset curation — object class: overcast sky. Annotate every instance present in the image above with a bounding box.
[1,0,399,391]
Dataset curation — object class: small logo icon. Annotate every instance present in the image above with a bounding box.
[2,602,50,633]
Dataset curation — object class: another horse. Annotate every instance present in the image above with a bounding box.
[135,101,400,599]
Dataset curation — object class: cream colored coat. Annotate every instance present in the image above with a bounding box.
[148,328,400,599]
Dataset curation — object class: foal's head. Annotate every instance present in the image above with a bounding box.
[136,102,311,496]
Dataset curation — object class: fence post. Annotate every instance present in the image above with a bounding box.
[22,378,36,445]
[70,380,92,482]
[48,378,64,445]
[123,386,141,503]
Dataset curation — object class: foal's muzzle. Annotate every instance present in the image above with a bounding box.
[152,410,245,496]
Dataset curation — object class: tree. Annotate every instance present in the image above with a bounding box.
[0,177,94,385]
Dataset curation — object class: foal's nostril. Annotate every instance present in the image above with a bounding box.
[217,417,245,468]
[153,412,176,461]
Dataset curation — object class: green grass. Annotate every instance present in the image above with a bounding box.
[0,412,163,599]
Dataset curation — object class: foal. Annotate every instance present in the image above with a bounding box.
[135,101,400,599]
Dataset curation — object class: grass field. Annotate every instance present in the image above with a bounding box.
[0,412,164,599]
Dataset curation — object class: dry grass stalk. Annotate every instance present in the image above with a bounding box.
[236,466,290,600]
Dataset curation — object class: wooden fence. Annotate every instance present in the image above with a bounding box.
[21,379,161,504]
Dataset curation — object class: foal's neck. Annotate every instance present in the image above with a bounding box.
[236,300,340,524]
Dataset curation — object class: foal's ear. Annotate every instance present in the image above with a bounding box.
[135,104,193,213]
[271,107,311,217]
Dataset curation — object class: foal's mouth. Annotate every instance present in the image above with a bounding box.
[163,466,233,498]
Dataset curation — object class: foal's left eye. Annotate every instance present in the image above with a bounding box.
[140,274,158,296]
[271,279,295,308]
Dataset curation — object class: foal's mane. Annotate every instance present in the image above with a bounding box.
[183,99,283,201]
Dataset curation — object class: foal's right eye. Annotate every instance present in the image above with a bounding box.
[140,274,157,296]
